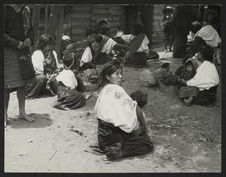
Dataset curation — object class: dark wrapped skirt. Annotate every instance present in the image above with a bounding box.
[4,48,34,89]
[98,119,153,159]
[125,52,148,68]
[53,82,85,110]
[25,74,58,99]
[92,52,112,65]
[179,85,218,105]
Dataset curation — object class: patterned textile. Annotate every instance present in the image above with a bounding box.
[4,5,34,89]
[43,51,58,75]
[64,40,90,70]
[53,82,85,110]
[4,48,34,89]
[25,74,58,99]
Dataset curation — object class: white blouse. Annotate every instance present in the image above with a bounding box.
[32,50,59,75]
[187,60,219,91]
[195,25,221,48]
[94,84,140,133]
[56,69,78,89]
[101,38,117,55]
[80,47,93,67]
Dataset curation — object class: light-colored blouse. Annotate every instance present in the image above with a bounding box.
[195,25,221,48]
[187,60,219,91]
[32,50,59,75]
[94,84,140,133]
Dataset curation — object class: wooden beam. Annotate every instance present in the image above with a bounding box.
[44,5,48,33]
[31,5,40,51]
[55,6,64,61]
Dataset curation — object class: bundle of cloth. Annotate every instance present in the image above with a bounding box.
[53,55,86,110]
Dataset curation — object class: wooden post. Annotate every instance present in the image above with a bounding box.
[47,5,59,38]
[55,6,64,61]
[31,5,40,51]
[45,5,48,33]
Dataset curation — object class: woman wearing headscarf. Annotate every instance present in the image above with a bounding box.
[53,54,86,110]
[4,4,36,126]
[94,60,153,160]
[25,34,59,99]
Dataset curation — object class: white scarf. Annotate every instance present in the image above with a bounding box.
[56,69,78,89]
[94,84,139,133]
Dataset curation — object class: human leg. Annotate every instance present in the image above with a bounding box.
[4,89,10,127]
[17,86,34,122]
[120,133,153,158]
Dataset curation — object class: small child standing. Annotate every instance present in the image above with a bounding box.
[162,6,175,52]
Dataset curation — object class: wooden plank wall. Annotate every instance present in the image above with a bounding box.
[71,4,123,41]
[152,4,165,44]
[70,4,164,44]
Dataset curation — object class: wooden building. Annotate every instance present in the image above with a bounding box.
[32,4,166,44]
[69,4,165,44]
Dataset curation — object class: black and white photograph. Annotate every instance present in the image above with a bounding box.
[3,3,222,173]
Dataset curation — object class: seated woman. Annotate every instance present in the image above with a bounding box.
[121,23,150,68]
[26,34,59,99]
[94,61,153,160]
[186,10,221,59]
[178,45,219,106]
[92,34,129,65]
[63,28,97,71]
[53,55,86,110]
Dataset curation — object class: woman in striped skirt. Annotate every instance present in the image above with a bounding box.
[4,4,35,127]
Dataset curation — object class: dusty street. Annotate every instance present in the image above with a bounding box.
[4,52,221,173]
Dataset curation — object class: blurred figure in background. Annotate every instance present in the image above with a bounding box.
[162,6,175,52]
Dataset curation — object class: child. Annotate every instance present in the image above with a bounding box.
[162,6,174,52]
[130,90,148,108]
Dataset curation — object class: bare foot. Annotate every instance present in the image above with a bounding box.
[18,114,35,122]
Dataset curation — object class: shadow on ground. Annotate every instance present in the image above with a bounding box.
[8,113,53,129]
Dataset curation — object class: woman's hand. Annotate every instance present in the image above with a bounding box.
[178,78,187,85]
[17,41,25,49]
[23,38,32,47]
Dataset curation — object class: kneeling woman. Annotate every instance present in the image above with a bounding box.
[94,61,153,160]
[53,55,86,110]
[178,45,219,106]
[26,34,59,98]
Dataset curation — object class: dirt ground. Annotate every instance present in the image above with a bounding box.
[4,49,221,173]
